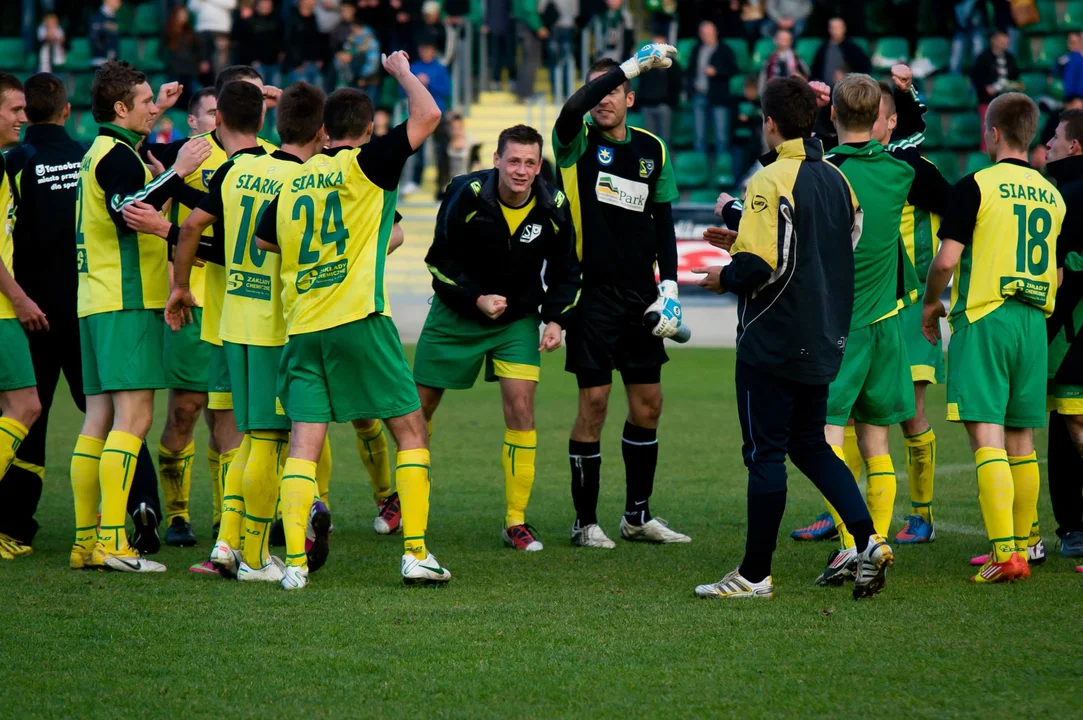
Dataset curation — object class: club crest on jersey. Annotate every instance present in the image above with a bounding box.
[520,224,542,243]
[597,146,614,166]
[201,169,215,188]
[639,159,654,178]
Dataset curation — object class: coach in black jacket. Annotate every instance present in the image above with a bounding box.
[0,73,160,550]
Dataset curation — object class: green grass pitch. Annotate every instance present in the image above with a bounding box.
[2,347,1080,718]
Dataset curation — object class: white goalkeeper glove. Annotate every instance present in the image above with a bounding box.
[620,43,678,80]
[645,280,682,338]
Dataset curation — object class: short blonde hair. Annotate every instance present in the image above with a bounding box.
[986,92,1039,151]
[832,73,881,132]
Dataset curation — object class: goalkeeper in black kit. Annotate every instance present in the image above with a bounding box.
[553,43,691,548]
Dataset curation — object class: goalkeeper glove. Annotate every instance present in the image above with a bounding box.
[620,43,678,80]
[645,280,682,338]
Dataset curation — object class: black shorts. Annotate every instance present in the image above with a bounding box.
[565,287,668,389]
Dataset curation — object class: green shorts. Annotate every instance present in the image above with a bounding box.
[207,343,233,410]
[826,314,915,426]
[279,314,421,424]
[163,307,210,393]
[223,341,289,432]
[80,310,166,396]
[413,296,541,390]
[1047,382,1083,415]
[947,300,1047,428]
[899,300,945,384]
[0,318,35,391]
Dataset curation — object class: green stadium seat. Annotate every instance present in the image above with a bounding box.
[751,38,775,68]
[924,74,973,110]
[166,109,188,130]
[873,37,910,71]
[926,151,960,184]
[70,111,99,143]
[729,74,745,97]
[114,2,134,34]
[713,154,734,186]
[674,151,708,189]
[922,111,944,148]
[915,37,951,70]
[625,111,642,129]
[132,3,162,36]
[0,38,30,70]
[119,37,140,64]
[62,38,92,69]
[140,38,165,71]
[1029,1,1058,33]
[724,38,750,73]
[963,151,991,176]
[851,37,870,56]
[686,188,719,204]
[673,109,695,149]
[1061,1,1083,31]
[943,112,982,149]
[259,122,280,147]
[795,38,822,67]
[1021,72,1051,97]
[1027,35,1068,69]
[69,73,95,108]
[865,3,894,36]
[676,37,697,67]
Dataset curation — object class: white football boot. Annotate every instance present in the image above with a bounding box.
[814,546,859,586]
[619,516,691,543]
[237,555,286,583]
[401,552,451,585]
[94,544,167,573]
[570,522,616,549]
[852,535,894,600]
[281,564,309,590]
[694,568,775,599]
[209,540,242,578]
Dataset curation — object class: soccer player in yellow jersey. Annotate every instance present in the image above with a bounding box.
[923,93,1066,583]
[71,60,211,572]
[0,74,43,561]
[170,81,328,584]
[255,52,443,588]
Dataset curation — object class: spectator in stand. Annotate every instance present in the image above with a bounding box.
[402,40,451,195]
[991,0,1023,54]
[189,0,237,79]
[544,0,579,100]
[1057,33,1083,101]
[421,1,458,67]
[439,110,481,198]
[332,4,382,98]
[950,0,988,74]
[972,28,1021,149]
[357,0,395,57]
[637,32,682,146]
[758,27,809,94]
[314,0,343,35]
[688,20,737,160]
[150,115,183,144]
[513,0,548,102]
[811,17,870,85]
[162,5,201,110]
[814,0,869,38]
[483,0,514,91]
[734,0,766,41]
[232,0,283,84]
[37,13,66,73]
[389,0,422,56]
[89,0,121,68]
[374,105,392,136]
[731,73,762,181]
[591,0,634,62]
[285,0,327,88]
[764,0,812,38]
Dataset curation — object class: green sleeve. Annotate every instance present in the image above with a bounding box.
[469,0,483,27]
[511,0,542,31]
[552,124,589,168]
[653,141,679,204]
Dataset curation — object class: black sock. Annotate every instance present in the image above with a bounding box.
[622,422,657,525]
[739,489,786,583]
[793,443,873,553]
[570,439,601,527]
[127,441,162,518]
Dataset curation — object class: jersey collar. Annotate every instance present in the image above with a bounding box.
[271,149,304,163]
[998,158,1031,169]
[826,139,884,157]
[760,137,825,166]
[229,145,265,159]
[99,122,144,148]
[24,123,72,144]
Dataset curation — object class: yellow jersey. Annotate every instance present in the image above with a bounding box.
[264,126,413,336]
[939,158,1065,329]
[0,152,14,319]
[199,147,303,346]
[75,125,171,318]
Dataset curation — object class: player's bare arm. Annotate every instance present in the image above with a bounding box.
[168,207,217,330]
[0,258,47,332]
[383,50,442,150]
[921,238,964,343]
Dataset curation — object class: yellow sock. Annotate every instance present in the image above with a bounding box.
[1028,514,1041,548]
[315,434,332,508]
[825,444,857,548]
[0,417,29,480]
[71,435,103,550]
[158,441,195,524]
[217,437,249,549]
[975,447,1015,563]
[904,428,936,523]
[208,448,222,526]
[242,432,288,568]
[864,454,897,538]
[97,431,143,552]
[842,424,863,482]
[1008,452,1040,559]
[397,448,431,559]
[280,457,317,567]
[357,420,392,503]
[503,429,536,527]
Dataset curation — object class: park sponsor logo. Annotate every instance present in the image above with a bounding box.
[595,174,647,212]
[639,158,654,178]
[519,224,542,243]
[226,270,272,300]
[296,258,349,294]
[597,146,614,166]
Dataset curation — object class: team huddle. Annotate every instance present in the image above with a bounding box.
[0,41,1079,596]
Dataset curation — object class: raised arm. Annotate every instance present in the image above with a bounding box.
[382,51,442,151]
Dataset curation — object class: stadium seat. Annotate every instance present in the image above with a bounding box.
[686,188,719,204]
[851,37,870,56]
[165,108,189,131]
[140,38,166,71]
[963,151,991,176]
[795,37,822,67]
[713,154,734,186]
[114,2,135,34]
[1021,72,1050,97]
[943,112,982,149]
[915,37,951,71]
[259,122,280,147]
[751,38,775,68]
[1029,1,1058,33]
[923,74,973,110]
[873,37,910,71]
[625,111,642,130]
[926,151,961,184]
[62,38,92,69]
[1028,35,1068,69]
[119,37,140,64]
[674,151,708,188]
[69,72,95,108]
[676,37,697,66]
[729,74,745,97]
[0,37,30,70]
[724,38,750,73]
[70,111,99,143]
[132,3,162,36]
[674,108,695,149]
[922,111,944,148]
[1062,1,1083,31]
